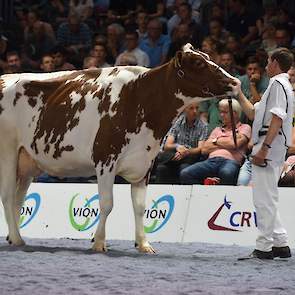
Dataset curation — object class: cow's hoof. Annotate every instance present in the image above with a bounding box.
[7,237,25,246]
[92,242,107,252]
[138,243,156,254]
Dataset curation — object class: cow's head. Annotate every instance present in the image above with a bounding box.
[172,43,235,104]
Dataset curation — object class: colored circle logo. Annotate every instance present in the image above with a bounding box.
[20,193,41,228]
[144,195,175,233]
[69,194,100,231]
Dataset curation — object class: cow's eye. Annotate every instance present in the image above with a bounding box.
[194,59,206,68]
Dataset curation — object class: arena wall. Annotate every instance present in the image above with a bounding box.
[0,183,294,247]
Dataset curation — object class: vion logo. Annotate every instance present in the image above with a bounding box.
[208,196,257,232]
[69,194,100,231]
[20,193,41,228]
[144,195,174,233]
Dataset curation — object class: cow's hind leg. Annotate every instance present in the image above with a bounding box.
[131,179,155,253]
[0,151,24,246]
[92,171,116,252]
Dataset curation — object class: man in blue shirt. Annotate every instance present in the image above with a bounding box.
[139,18,170,68]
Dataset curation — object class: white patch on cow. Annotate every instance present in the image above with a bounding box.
[69,92,82,105]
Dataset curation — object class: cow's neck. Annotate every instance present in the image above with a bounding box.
[124,61,183,140]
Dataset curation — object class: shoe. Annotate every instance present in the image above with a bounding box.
[272,246,291,258]
[238,249,274,260]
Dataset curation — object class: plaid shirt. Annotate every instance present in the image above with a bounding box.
[167,115,209,148]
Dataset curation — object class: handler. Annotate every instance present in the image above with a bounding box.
[230,48,294,259]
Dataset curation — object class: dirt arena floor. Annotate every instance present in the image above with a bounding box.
[0,237,294,295]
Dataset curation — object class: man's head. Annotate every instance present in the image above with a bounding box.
[83,56,98,69]
[68,12,81,33]
[91,44,107,63]
[52,46,67,68]
[220,51,235,71]
[40,54,55,72]
[125,31,139,51]
[147,18,162,41]
[6,51,22,73]
[275,26,291,48]
[219,98,241,125]
[245,56,262,79]
[266,47,294,77]
[288,64,295,85]
[184,102,199,122]
[178,3,192,21]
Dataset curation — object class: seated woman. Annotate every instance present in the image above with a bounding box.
[180,99,251,185]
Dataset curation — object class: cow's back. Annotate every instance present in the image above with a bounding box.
[0,67,149,177]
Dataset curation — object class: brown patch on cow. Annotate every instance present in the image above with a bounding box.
[108,68,119,76]
[27,69,103,158]
[92,63,184,169]
[97,85,111,114]
[13,92,22,106]
[0,78,4,101]
[146,145,151,151]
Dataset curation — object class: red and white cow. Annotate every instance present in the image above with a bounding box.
[0,44,234,252]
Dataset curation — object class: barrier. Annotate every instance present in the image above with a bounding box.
[0,183,294,247]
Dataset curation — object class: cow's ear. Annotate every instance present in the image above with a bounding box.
[174,51,183,68]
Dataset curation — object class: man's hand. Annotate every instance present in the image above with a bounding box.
[229,78,242,97]
[251,148,268,167]
[250,73,261,84]
[173,145,190,161]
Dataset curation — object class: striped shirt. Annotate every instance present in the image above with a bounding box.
[168,115,209,148]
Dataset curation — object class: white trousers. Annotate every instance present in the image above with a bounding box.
[252,163,288,252]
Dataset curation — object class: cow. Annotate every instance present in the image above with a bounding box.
[0,44,235,253]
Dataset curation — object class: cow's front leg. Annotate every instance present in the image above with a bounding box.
[131,179,155,254]
[92,171,115,252]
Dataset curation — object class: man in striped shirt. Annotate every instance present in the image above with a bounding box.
[155,102,208,184]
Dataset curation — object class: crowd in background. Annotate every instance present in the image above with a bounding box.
[0,0,295,185]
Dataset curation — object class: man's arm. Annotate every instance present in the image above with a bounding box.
[230,78,255,121]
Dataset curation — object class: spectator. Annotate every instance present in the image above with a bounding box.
[155,102,208,184]
[83,56,98,69]
[219,50,244,76]
[166,23,192,61]
[139,18,170,68]
[0,34,8,72]
[275,24,292,48]
[237,56,269,105]
[115,52,137,66]
[201,36,221,64]
[137,0,166,21]
[225,33,246,67]
[40,54,55,72]
[4,51,23,73]
[226,0,259,46]
[106,23,125,65]
[115,31,150,67]
[91,43,111,68]
[42,0,67,29]
[207,17,229,46]
[260,21,277,53]
[135,11,148,42]
[52,45,76,71]
[107,0,136,24]
[180,99,251,185]
[57,12,92,65]
[23,9,56,60]
[69,0,94,22]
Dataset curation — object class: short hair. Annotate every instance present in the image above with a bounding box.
[270,48,294,72]
[125,30,139,39]
[219,98,242,118]
[246,56,260,66]
[6,50,20,60]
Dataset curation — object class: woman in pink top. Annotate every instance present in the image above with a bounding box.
[180,99,251,185]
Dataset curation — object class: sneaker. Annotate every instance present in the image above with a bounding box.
[238,249,274,260]
[272,246,291,258]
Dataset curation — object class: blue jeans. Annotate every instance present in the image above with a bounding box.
[237,159,252,186]
[180,157,240,185]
